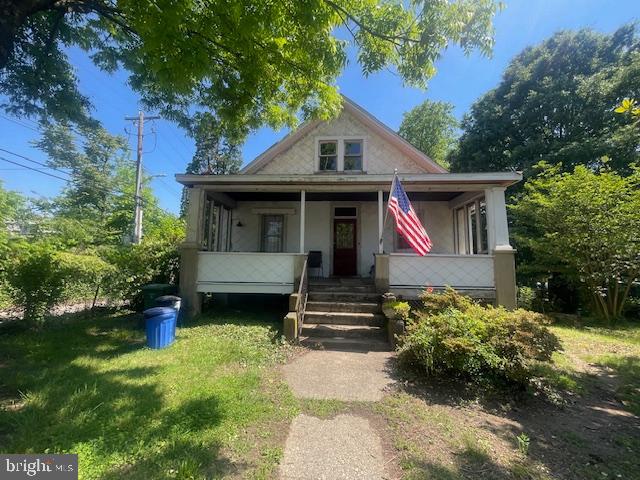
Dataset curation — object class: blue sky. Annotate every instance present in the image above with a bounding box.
[1,0,638,214]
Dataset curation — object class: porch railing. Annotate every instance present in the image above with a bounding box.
[196,252,299,294]
[388,253,495,292]
[295,256,308,337]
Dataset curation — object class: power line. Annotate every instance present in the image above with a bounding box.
[0,114,40,133]
[0,156,70,182]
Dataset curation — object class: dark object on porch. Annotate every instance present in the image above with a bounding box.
[143,306,177,349]
[308,250,323,278]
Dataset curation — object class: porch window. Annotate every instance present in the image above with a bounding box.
[455,198,488,254]
[261,215,284,252]
[343,140,363,171]
[318,141,338,171]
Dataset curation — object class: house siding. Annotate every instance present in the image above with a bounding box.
[254,109,428,175]
[226,199,454,277]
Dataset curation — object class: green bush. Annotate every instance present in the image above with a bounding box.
[398,289,560,385]
[517,286,536,310]
[103,237,180,309]
[5,242,112,325]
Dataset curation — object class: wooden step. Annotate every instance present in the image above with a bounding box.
[304,311,385,327]
[305,301,381,314]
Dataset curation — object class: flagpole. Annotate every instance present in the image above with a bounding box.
[378,169,398,252]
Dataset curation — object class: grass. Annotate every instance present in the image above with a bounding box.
[0,307,298,479]
[545,320,640,415]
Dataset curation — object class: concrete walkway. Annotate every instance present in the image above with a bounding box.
[279,414,385,480]
[282,350,396,401]
[279,350,396,479]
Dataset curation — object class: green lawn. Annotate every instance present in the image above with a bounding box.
[0,308,298,479]
[544,320,640,415]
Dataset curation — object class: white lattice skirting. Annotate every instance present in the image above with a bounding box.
[197,252,299,294]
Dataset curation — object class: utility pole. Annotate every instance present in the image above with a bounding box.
[125,111,160,244]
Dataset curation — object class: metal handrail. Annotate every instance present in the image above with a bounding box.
[295,256,309,337]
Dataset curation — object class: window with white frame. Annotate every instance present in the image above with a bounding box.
[454,198,488,254]
[261,215,284,252]
[343,140,363,170]
[317,138,364,172]
[318,141,338,171]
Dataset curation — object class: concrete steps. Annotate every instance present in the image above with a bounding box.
[308,292,380,303]
[304,311,385,327]
[306,301,381,314]
[301,324,385,339]
[301,278,390,352]
[299,336,390,352]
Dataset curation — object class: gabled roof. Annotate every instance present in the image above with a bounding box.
[241,96,448,174]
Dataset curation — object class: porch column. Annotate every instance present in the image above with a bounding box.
[484,187,516,310]
[299,190,306,254]
[180,186,205,317]
[378,190,384,253]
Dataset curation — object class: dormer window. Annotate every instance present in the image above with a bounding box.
[316,138,365,172]
[318,141,338,171]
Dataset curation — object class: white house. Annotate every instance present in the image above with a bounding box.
[176,97,521,330]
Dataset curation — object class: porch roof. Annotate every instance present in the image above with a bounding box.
[175,172,522,192]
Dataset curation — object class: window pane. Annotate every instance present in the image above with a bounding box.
[456,208,467,254]
[262,215,283,252]
[344,141,361,155]
[468,204,478,254]
[320,142,336,155]
[479,200,488,253]
[334,207,357,217]
[344,155,362,171]
[319,156,337,170]
[335,223,354,248]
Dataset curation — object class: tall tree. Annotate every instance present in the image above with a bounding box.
[511,162,640,322]
[0,0,498,136]
[450,25,640,177]
[34,123,173,245]
[398,100,457,168]
[180,119,242,215]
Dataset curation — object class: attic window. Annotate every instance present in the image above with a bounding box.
[318,141,337,171]
[344,141,363,170]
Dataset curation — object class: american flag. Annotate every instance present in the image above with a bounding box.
[388,178,432,256]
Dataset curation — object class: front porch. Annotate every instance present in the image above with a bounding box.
[177,173,520,316]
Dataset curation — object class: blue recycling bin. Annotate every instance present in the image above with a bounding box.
[144,306,177,349]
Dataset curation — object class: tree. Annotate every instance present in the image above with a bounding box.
[450,25,640,177]
[398,100,457,168]
[1,0,498,136]
[33,123,175,246]
[510,162,640,322]
[180,119,242,215]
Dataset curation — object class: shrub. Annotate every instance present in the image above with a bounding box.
[517,286,536,310]
[382,300,411,321]
[399,289,560,385]
[5,242,112,325]
[102,237,180,308]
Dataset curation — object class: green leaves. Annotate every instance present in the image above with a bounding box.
[451,25,640,176]
[398,99,458,168]
[1,0,498,138]
[511,163,640,321]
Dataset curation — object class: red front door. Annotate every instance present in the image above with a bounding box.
[333,218,357,276]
